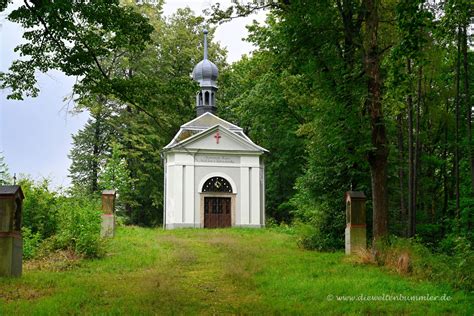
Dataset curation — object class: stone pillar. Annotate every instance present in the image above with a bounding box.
[101,190,116,238]
[0,185,24,277]
[345,191,367,255]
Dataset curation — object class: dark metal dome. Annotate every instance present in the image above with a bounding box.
[192,29,218,87]
[192,59,218,86]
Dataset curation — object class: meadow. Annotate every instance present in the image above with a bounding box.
[0,227,472,315]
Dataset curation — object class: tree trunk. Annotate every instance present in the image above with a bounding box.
[463,25,474,194]
[442,100,449,237]
[124,68,135,220]
[397,113,406,235]
[407,59,415,237]
[91,103,103,194]
[413,64,422,235]
[454,26,461,217]
[365,0,389,241]
[462,25,473,231]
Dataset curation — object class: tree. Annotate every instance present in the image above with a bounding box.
[99,143,132,204]
[210,0,473,248]
[219,52,307,222]
[69,101,115,195]
[0,153,11,185]
[0,0,154,115]
[68,4,227,226]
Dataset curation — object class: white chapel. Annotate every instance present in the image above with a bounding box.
[162,29,267,229]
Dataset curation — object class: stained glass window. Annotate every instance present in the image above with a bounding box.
[202,177,233,193]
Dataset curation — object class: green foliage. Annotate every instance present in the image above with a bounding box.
[67,5,227,226]
[219,53,306,222]
[21,227,42,260]
[20,178,58,239]
[1,0,154,101]
[99,143,132,198]
[69,105,115,195]
[371,236,474,291]
[216,0,474,252]
[54,197,103,258]
[19,177,103,259]
[293,202,345,251]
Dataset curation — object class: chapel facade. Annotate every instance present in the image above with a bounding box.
[162,29,267,229]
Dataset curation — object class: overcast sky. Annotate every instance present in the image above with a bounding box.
[0,0,266,188]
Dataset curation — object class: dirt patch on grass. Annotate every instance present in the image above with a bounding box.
[0,285,54,302]
[24,250,83,272]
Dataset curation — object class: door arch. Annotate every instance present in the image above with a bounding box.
[199,175,236,228]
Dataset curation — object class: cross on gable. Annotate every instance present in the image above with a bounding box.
[214,131,221,144]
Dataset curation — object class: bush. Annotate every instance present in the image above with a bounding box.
[439,234,474,290]
[19,178,58,239]
[55,197,103,258]
[18,177,104,260]
[22,227,42,259]
[292,202,345,251]
[355,236,474,291]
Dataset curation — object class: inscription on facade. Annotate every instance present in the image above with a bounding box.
[196,155,239,164]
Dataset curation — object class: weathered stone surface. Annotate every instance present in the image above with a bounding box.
[345,191,367,255]
[345,226,367,255]
[101,190,116,215]
[101,214,115,238]
[0,185,24,277]
[0,236,22,277]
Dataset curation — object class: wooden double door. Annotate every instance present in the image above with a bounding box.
[204,197,231,228]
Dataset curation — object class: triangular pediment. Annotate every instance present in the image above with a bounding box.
[165,125,266,153]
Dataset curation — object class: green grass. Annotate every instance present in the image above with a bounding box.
[0,227,472,315]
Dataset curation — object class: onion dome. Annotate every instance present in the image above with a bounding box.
[192,29,218,88]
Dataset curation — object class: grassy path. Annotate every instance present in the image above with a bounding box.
[0,227,472,315]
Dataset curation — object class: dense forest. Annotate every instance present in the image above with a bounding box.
[0,0,472,258]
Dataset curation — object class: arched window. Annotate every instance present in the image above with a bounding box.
[202,177,233,193]
[198,92,203,106]
[204,91,210,105]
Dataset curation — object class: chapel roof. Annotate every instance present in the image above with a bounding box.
[181,112,242,131]
[163,113,267,153]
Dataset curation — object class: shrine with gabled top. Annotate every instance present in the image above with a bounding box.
[162,29,267,229]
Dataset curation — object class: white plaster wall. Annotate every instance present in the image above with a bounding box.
[186,130,255,152]
[165,151,265,228]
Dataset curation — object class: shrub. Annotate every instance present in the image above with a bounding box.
[55,197,103,258]
[292,201,345,251]
[19,178,58,239]
[355,236,474,291]
[22,227,42,260]
[295,220,342,251]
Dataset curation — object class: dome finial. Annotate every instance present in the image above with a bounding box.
[192,27,218,116]
[203,28,208,60]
